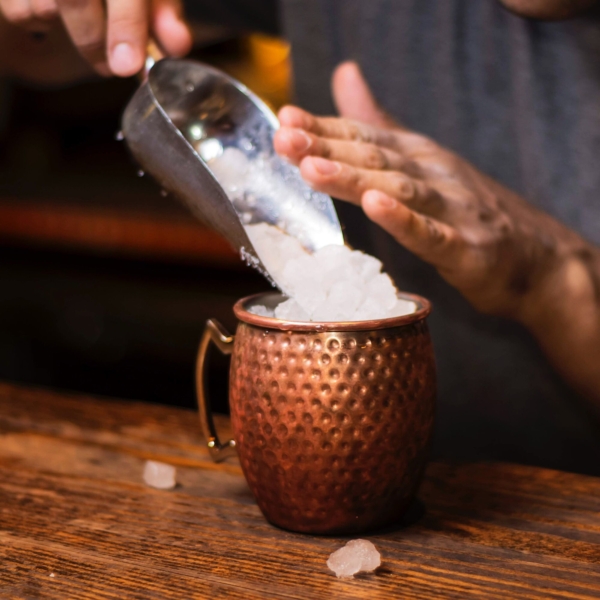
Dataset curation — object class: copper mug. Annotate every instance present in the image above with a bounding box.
[196,291,436,535]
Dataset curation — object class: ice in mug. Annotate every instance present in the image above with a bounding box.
[246,223,416,322]
[208,147,416,322]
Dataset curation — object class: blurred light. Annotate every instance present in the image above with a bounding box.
[189,123,204,141]
[198,138,223,162]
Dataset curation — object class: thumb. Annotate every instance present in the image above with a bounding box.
[332,61,399,128]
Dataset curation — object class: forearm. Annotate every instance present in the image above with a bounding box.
[519,243,600,414]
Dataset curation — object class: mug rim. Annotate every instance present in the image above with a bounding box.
[233,291,432,332]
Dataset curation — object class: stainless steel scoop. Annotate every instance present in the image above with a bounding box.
[121,58,344,286]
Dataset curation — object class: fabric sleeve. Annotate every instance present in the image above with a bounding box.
[184,0,281,36]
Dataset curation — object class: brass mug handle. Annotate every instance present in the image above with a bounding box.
[195,319,237,462]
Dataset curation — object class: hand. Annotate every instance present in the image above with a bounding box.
[0,0,192,77]
[273,62,597,323]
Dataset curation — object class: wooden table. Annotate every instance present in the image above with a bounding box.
[1,382,599,599]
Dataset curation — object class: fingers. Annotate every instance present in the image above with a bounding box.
[332,61,400,129]
[151,0,191,58]
[278,105,401,151]
[30,0,56,19]
[274,127,416,173]
[56,0,108,75]
[362,190,461,268]
[106,0,148,76]
[299,155,444,216]
[278,105,441,161]
[57,0,189,78]
[0,0,33,27]
[3,0,190,77]
[1,0,57,31]
[0,0,30,24]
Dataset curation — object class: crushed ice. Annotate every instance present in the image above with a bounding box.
[327,539,381,579]
[207,144,416,322]
[245,223,416,322]
[143,460,176,490]
[208,146,342,251]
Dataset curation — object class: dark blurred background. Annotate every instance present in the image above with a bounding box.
[0,29,292,413]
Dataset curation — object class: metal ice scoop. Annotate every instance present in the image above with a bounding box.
[121,57,344,286]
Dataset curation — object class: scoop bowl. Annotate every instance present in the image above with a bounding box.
[122,58,344,286]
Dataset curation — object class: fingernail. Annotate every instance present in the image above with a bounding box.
[312,157,341,175]
[288,129,312,152]
[111,43,138,76]
[376,193,396,209]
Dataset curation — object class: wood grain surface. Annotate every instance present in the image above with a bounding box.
[0,381,599,599]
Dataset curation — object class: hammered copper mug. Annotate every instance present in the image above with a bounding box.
[196,291,436,535]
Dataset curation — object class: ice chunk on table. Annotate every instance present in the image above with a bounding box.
[143,460,177,490]
[327,539,381,579]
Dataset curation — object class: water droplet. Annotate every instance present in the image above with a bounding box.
[137,170,145,177]
[115,130,124,141]
[185,81,195,92]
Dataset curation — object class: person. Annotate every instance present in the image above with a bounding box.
[1,0,599,474]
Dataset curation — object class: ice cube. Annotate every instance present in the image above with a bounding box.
[143,460,176,490]
[209,147,249,186]
[274,298,310,321]
[249,305,274,317]
[316,243,354,263]
[198,138,223,162]
[312,244,355,284]
[327,539,381,579]
[295,287,328,315]
[353,298,387,321]
[351,251,383,282]
[327,281,364,316]
[369,273,399,311]
[280,253,317,296]
[246,222,309,285]
[392,298,417,317]
[232,222,411,322]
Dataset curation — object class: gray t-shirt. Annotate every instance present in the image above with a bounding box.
[190,0,600,474]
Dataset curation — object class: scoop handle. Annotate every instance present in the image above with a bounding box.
[141,38,165,81]
[195,319,237,462]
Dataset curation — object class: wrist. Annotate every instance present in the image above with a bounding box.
[518,246,600,408]
[518,247,599,329]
